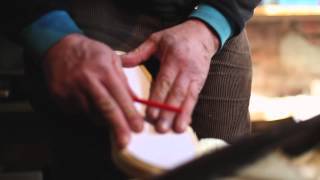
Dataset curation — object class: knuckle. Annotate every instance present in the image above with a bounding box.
[164,34,177,47]
[111,57,122,68]
[99,99,116,114]
[189,90,199,101]
[189,83,201,101]
[158,75,172,91]
[159,73,172,83]
[153,88,166,100]
[114,125,127,138]
[125,108,138,119]
[172,44,190,58]
[151,76,172,100]
[149,33,159,43]
[71,68,94,88]
[171,86,186,101]
[174,51,187,62]
[73,67,89,80]
[91,51,110,64]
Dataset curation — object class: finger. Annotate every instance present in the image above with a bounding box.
[121,34,160,67]
[115,50,141,94]
[156,73,189,133]
[174,81,200,133]
[86,78,131,149]
[102,65,144,132]
[114,60,137,98]
[146,55,178,122]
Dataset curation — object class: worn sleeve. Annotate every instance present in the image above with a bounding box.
[199,0,261,35]
[189,0,260,48]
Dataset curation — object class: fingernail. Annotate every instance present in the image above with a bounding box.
[118,134,130,149]
[134,118,144,132]
[178,120,188,133]
[147,108,159,121]
[158,119,171,132]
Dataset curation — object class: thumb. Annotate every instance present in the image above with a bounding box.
[121,35,159,67]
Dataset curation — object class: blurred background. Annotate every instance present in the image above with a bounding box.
[248,0,320,127]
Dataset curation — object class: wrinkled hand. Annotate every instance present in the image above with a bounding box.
[122,19,219,133]
[44,34,144,148]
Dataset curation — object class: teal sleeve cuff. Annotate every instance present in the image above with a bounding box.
[189,4,234,48]
[21,10,83,58]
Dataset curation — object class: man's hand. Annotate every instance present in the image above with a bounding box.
[122,19,219,133]
[43,34,144,148]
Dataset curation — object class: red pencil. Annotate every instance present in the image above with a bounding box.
[133,97,182,113]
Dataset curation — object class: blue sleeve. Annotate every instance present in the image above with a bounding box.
[189,4,234,48]
[21,10,83,59]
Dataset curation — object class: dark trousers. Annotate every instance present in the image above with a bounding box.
[26,0,252,179]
